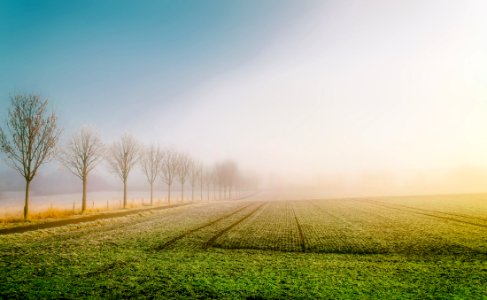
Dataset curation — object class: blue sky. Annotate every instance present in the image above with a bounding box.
[0,0,307,130]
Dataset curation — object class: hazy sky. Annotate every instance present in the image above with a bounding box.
[1,0,487,196]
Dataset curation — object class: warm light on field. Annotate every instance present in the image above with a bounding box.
[1,0,487,298]
[1,194,486,297]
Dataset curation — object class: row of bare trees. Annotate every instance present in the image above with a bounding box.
[0,95,61,220]
[0,94,256,220]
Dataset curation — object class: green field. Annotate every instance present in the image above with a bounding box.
[1,195,486,299]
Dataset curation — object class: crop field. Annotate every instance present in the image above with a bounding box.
[1,195,486,298]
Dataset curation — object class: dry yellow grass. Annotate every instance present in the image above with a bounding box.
[0,207,78,224]
[0,201,163,225]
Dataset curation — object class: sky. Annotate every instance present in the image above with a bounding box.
[1,0,487,197]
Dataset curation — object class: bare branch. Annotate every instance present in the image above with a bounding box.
[0,95,61,181]
[106,133,139,182]
[176,152,191,186]
[58,126,105,180]
[105,133,139,208]
[140,144,163,186]
[159,148,176,186]
[189,159,201,188]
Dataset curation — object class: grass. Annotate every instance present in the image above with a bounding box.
[0,207,79,224]
[0,196,486,298]
[0,200,174,228]
[2,248,484,299]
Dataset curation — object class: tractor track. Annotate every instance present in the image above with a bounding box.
[202,202,267,250]
[154,202,258,250]
[367,199,487,222]
[360,199,487,229]
[291,205,306,252]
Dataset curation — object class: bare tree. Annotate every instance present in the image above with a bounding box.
[203,166,214,202]
[214,160,238,200]
[221,160,238,200]
[0,94,61,220]
[214,163,224,200]
[188,159,201,203]
[106,134,139,208]
[199,163,204,201]
[160,148,178,204]
[176,152,191,202]
[58,126,104,213]
[140,144,163,206]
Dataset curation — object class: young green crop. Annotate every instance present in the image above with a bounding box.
[1,196,486,298]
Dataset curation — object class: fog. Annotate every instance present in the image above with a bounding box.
[150,0,487,196]
[1,0,487,206]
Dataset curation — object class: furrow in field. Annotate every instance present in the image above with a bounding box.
[2,202,249,255]
[212,201,302,252]
[4,202,263,279]
[291,205,306,252]
[160,202,266,250]
[379,200,487,223]
[293,200,386,254]
[377,195,487,220]
[342,202,453,253]
[202,202,267,249]
[317,199,486,254]
[361,199,487,228]
[154,202,255,250]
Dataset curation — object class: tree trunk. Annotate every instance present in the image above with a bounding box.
[167,183,171,204]
[207,185,210,202]
[24,180,30,221]
[123,178,127,208]
[150,182,154,206]
[82,175,87,213]
[191,185,194,203]
[181,183,184,202]
[200,180,203,201]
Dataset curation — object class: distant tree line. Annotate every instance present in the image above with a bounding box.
[0,94,258,220]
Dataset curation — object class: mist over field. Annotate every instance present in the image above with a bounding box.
[1,2,487,299]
